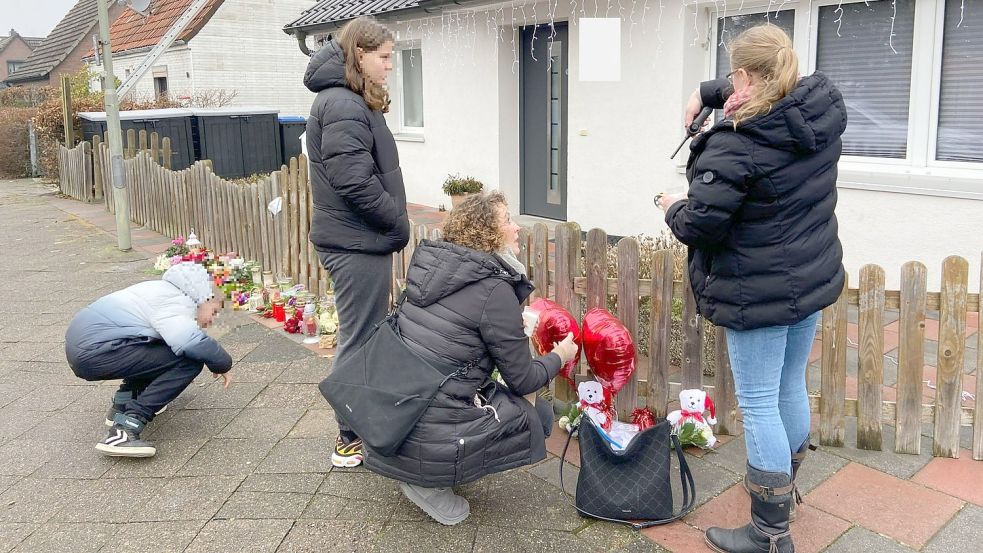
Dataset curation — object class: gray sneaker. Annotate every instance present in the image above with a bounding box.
[96,414,156,458]
[399,482,470,525]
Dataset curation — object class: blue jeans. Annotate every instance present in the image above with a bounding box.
[725,311,819,476]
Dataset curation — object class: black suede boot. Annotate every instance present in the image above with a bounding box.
[706,464,794,553]
[789,437,816,522]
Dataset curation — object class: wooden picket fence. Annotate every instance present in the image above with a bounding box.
[86,131,331,296]
[61,132,982,460]
[395,224,983,461]
[56,141,95,202]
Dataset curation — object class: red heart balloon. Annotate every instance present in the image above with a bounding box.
[582,308,636,395]
[528,299,581,383]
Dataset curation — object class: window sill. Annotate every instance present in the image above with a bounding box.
[394,133,425,143]
[673,161,982,201]
[836,163,983,201]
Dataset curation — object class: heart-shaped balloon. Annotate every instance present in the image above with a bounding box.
[527,299,581,383]
[582,308,636,395]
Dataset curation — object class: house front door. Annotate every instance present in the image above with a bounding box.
[520,23,568,220]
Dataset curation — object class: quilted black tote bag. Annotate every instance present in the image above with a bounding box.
[560,416,696,529]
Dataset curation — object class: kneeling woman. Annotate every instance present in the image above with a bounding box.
[364,192,578,525]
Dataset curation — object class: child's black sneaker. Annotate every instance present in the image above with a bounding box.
[96,414,156,457]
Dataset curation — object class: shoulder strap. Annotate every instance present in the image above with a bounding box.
[388,290,408,319]
[558,422,697,530]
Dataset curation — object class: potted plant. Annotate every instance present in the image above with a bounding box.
[442,174,484,209]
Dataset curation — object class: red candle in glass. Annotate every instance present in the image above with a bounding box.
[272,301,286,322]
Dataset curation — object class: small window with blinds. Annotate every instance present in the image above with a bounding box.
[936,0,982,163]
[816,0,916,159]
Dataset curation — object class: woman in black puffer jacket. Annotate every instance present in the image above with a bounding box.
[659,25,846,553]
[365,192,578,526]
[303,17,410,468]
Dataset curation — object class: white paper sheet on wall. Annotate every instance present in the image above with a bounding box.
[578,18,621,82]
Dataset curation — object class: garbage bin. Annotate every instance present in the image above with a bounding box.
[79,109,196,170]
[278,115,307,167]
[192,107,280,179]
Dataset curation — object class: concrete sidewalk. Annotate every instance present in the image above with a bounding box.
[1,178,980,553]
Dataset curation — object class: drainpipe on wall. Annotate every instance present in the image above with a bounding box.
[296,30,312,56]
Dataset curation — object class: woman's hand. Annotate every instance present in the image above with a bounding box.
[657,192,687,212]
[684,88,703,127]
[551,332,578,365]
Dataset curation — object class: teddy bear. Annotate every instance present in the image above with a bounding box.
[577,380,613,431]
[667,388,718,448]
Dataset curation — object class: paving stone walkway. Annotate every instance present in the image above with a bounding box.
[1,178,980,553]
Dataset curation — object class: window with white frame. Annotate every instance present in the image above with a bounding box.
[710,0,983,196]
[816,0,916,159]
[393,46,424,135]
[936,0,982,163]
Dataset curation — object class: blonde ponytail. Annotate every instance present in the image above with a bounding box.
[730,24,799,126]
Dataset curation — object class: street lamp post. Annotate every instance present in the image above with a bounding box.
[96,0,131,251]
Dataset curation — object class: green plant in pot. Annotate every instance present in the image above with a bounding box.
[442,174,484,209]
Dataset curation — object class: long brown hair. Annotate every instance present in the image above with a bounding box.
[337,17,393,112]
[729,24,799,126]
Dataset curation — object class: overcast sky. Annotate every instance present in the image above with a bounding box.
[2,0,80,38]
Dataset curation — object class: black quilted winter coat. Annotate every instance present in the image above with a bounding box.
[666,72,847,330]
[304,39,409,254]
[364,240,562,487]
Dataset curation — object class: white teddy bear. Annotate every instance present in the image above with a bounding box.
[667,388,718,447]
[577,380,611,430]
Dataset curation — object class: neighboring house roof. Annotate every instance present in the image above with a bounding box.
[0,30,44,52]
[284,0,428,32]
[0,32,45,53]
[99,0,225,55]
[5,0,101,83]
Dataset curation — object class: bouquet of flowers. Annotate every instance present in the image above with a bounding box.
[153,233,211,274]
[164,235,190,258]
[673,420,716,450]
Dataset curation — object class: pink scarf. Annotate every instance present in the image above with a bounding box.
[723,85,753,119]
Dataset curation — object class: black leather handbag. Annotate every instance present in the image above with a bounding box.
[560,416,696,529]
[319,296,476,457]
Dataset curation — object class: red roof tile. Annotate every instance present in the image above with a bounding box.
[101,0,224,55]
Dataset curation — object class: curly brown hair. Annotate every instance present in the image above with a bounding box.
[442,192,508,253]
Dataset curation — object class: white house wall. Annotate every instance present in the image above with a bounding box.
[565,3,703,239]
[91,46,194,103]
[382,17,509,210]
[376,1,983,292]
[386,3,715,235]
[190,0,316,115]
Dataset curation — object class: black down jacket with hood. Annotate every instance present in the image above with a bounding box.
[303,39,410,254]
[363,240,563,487]
[666,72,847,331]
